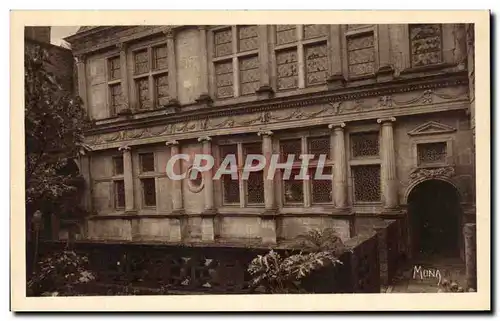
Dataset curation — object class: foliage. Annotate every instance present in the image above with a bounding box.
[27,250,95,296]
[25,43,90,220]
[437,278,475,293]
[248,228,345,294]
[294,227,346,256]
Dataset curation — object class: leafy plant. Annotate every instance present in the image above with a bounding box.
[27,250,95,296]
[248,228,345,294]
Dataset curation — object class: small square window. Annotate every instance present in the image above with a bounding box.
[417,142,447,166]
[351,132,379,158]
[140,153,155,172]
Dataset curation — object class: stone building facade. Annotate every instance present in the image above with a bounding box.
[65,24,475,259]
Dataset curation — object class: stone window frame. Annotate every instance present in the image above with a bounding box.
[274,129,335,208]
[105,53,123,116]
[209,25,260,99]
[410,135,454,170]
[132,149,162,210]
[341,24,380,81]
[215,136,265,208]
[270,25,330,92]
[130,41,170,111]
[346,125,382,205]
[408,23,444,69]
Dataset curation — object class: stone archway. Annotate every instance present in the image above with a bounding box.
[407,179,462,259]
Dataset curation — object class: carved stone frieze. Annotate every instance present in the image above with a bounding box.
[84,81,469,148]
[409,166,455,181]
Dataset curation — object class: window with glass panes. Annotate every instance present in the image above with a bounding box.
[107,56,122,115]
[138,152,157,207]
[349,131,381,203]
[274,25,329,91]
[219,142,264,206]
[132,43,169,110]
[212,25,260,99]
[112,155,125,209]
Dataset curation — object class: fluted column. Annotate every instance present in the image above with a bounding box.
[328,123,348,209]
[377,117,398,209]
[118,145,135,212]
[258,130,276,244]
[166,140,183,213]
[75,55,89,117]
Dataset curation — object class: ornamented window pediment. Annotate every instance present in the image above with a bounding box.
[407,121,456,136]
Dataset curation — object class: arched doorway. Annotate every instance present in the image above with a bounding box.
[408,179,461,259]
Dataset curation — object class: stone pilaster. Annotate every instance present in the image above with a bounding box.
[75,55,89,116]
[257,130,277,244]
[326,25,346,89]
[78,150,93,212]
[328,123,348,209]
[198,26,210,98]
[165,29,178,103]
[117,43,130,111]
[198,136,216,241]
[256,25,274,99]
[377,117,399,210]
[166,140,183,214]
[118,145,135,212]
[376,24,394,81]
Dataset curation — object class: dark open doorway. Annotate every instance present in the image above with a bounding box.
[408,179,461,259]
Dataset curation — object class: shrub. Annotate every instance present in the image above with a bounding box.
[27,250,95,296]
[247,228,345,293]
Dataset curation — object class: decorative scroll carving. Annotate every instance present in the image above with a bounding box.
[276,49,298,90]
[276,25,297,45]
[238,25,258,52]
[85,84,469,147]
[303,24,328,40]
[305,43,328,86]
[239,55,260,95]
[347,32,375,77]
[410,24,443,68]
[214,28,233,57]
[409,166,455,181]
[215,60,234,98]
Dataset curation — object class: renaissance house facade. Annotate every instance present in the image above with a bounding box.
[65,24,476,260]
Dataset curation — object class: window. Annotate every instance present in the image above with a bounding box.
[274,24,328,91]
[347,31,375,77]
[352,165,381,202]
[132,43,169,110]
[219,142,264,206]
[112,156,125,209]
[107,56,122,116]
[141,178,156,207]
[212,26,260,99]
[409,24,443,68]
[351,132,379,158]
[137,152,157,208]
[279,134,333,206]
[417,142,447,166]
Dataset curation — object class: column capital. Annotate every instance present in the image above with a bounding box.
[163,28,174,38]
[118,145,131,152]
[377,117,396,124]
[257,130,273,137]
[116,42,127,50]
[197,136,212,143]
[165,140,179,147]
[75,54,87,64]
[328,122,346,130]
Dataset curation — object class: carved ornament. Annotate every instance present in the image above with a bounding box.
[409,166,455,181]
